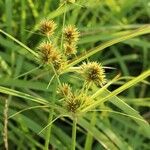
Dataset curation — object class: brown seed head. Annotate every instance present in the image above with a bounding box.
[66,93,93,113]
[40,19,57,36]
[38,42,55,63]
[66,96,80,113]
[50,50,64,70]
[80,62,106,86]
[64,25,80,44]
[64,43,77,56]
[38,42,65,71]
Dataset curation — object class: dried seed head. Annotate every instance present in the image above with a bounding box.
[38,42,55,64]
[66,96,80,113]
[40,19,57,36]
[80,62,106,86]
[64,43,77,56]
[66,93,93,113]
[38,42,65,71]
[58,83,93,113]
[50,50,63,70]
[64,25,80,44]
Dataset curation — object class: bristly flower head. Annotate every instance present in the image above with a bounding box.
[38,41,65,71]
[38,41,55,64]
[40,19,57,36]
[64,25,80,45]
[80,62,106,86]
[58,83,93,114]
[64,43,77,56]
[65,92,93,114]
[57,83,72,97]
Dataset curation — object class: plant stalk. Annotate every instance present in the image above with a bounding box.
[84,112,97,150]
[71,117,77,150]
[44,78,57,150]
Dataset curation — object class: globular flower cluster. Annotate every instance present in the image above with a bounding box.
[80,62,106,86]
[63,25,80,57]
[40,19,57,36]
[38,41,64,71]
[39,20,60,71]
[58,83,93,113]
[37,19,107,115]
[38,20,80,72]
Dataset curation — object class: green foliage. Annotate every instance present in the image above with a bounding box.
[0,0,150,150]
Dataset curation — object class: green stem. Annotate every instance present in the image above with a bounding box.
[71,117,77,150]
[84,112,97,150]
[44,78,57,150]
[60,2,66,50]
[50,63,61,86]
[44,109,54,150]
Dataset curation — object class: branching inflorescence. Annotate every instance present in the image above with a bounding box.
[37,17,107,117]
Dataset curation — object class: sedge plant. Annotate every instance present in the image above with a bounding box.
[0,0,150,150]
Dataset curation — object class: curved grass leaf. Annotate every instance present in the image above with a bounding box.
[0,86,48,105]
[0,29,39,58]
[81,70,150,137]
[78,118,119,150]
[82,69,150,112]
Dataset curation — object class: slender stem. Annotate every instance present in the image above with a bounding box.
[44,78,57,150]
[60,2,66,50]
[84,112,97,150]
[44,110,54,150]
[3,99,9,150]
[50,63,62,86]
[15,64,42,79]
[71,117,77,150]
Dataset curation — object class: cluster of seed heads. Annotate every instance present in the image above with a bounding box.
[58,83,93,113]
[63,25,80,57]
[57,61,107,113]
[40,20,57,36]
[80,62,106,86]
[38,19,107,114]
[38,19,80,71]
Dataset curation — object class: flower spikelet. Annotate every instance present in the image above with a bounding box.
[58,84,93,113]
[80,62,106,86]
[40,19,57,36]
[64,25,80,45]
[38,42,65,71]
[57,83,72,97]
[64,43,77,56]
[38,42,55,64]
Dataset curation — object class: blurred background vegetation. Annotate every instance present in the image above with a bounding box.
[0,0,150,149]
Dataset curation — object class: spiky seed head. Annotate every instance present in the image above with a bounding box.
[57,84,94,113]
[38,42,55,63]
[50,50,64,70]
[65,93,93,113]
[40,19,57,36]
[80,62,106,86]
[64,43,77,56]
[64,25,80,44]
[38,42,65,71]
[57,83,72,97]
[66,96,80,113]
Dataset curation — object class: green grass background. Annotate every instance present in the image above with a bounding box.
[0,0,150,149]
